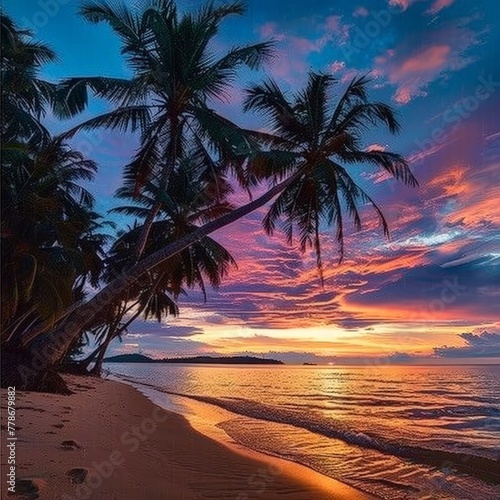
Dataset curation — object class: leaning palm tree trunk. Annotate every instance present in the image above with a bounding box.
[79,343,103,370]
[88,333,114,376]
[89,308,143,376]
[133,122,182,261]
[132,200,162,261]
[23,172,301,368]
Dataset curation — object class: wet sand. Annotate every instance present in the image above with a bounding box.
[1,375,373,499]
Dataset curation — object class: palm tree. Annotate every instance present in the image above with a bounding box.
[0,12,85,147]
[59,0,273,261]
[242,73,418,281]
[64,154,237,375]
[23,73,417,379]
[1,13,112,391]
[1,13,56,147]
[1,12,110,344]
[1,139,110,344]
[84,287,179,376]
[110,150,236,298]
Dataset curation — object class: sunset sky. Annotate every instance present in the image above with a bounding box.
[6,0,500,363]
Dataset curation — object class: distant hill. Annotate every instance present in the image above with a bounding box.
[104,353,154,363]
[104,354,284,365]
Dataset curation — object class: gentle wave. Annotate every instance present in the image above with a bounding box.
[161,390,500,485]
[110,366,500,500]
[406,406,500,419]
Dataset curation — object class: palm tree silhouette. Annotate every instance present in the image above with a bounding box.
[27,72,416,374]
[1,138,110,346]
[3,3,417,391]
[59,0,273,261]
[242,72,417,281]
[1,13,110,389]
[70,152,236,374]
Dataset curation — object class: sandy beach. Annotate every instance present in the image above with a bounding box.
[1,375,373,499]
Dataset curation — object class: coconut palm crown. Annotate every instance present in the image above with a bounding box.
[241,73,418,280]
[58,0,274,259]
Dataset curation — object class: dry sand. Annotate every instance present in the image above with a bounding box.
[1,375,373,499]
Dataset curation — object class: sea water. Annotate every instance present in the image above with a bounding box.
[107,363,500,499]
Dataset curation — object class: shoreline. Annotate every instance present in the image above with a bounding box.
[1,374,373,499]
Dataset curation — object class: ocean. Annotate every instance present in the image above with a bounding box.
[107,363,500,499]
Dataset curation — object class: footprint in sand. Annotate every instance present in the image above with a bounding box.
[52,423,64,429]
[8,478,42,499]
[60,440,82,450]
[67,468,87,484]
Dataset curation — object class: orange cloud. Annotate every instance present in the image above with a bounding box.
[426,165,471,198]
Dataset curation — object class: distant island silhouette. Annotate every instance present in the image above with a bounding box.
[104,354,284,365]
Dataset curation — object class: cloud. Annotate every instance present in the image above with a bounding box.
[375,14,479,104]
[366,143,387,152]
[347,255,500,324]
[380,44,455,103]
[181,116,499,333]
[427,0,455,15]
[127,322,203,337]
[108,335,215,359]
[353,7,369,17]
[322,16,350,44]
[393,45,451,79]
[388,0,416,10]
[434,330,500,357]
[257,16,351,84]
[386,352,417,362]
[388,0,454,13]
[259,22,285,41]
[330,60,346,73]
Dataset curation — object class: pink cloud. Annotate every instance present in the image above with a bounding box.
[427,0,455,14]
[260,16,351,84]
[353,7,369,17]
[388,0,453,14]
[392,45,450,80]
[257,24,312,84]
[341,69,360,83]
[259,22,286,41]
[330,60,346,73]
[321,15,350,45]
[388,0,411,9]
[268,46,309,83]
[393,87,413,104]
[407,139,451,165]
[366,144,387,152]
[376,34,476,104]
[291,36,317,53]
